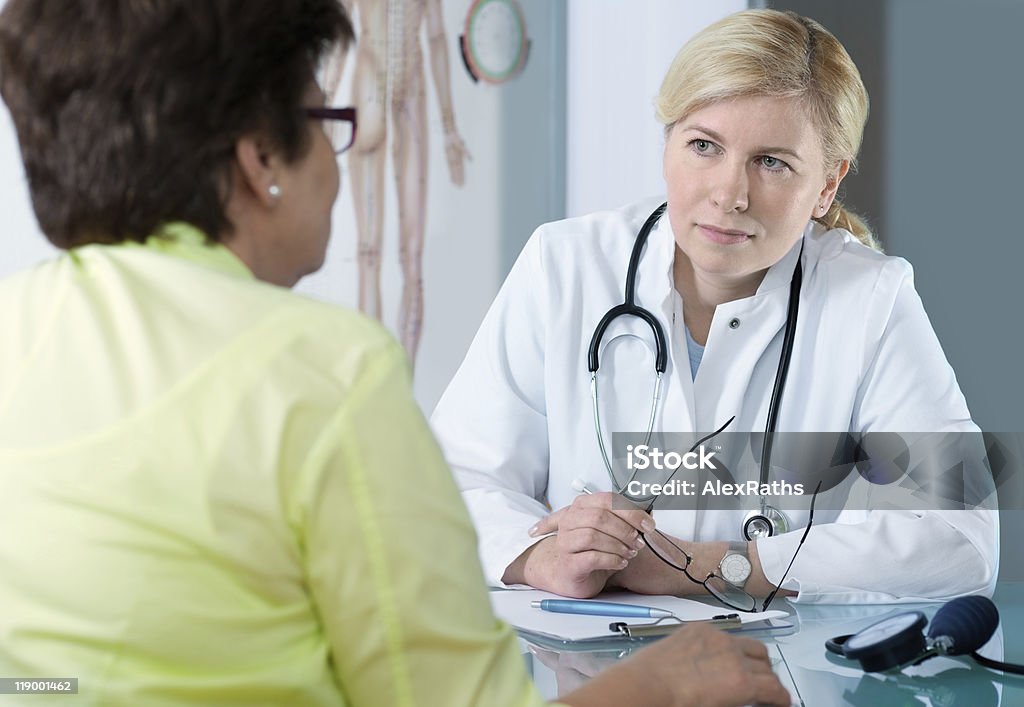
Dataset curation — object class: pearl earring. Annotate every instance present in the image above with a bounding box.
[268,184,281,200]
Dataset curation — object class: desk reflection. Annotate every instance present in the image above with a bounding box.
[520,583,1024,706]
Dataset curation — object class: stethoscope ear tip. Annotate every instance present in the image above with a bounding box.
[570,478,589,494]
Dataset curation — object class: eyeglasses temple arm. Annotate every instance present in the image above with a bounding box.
[644,416,737,513]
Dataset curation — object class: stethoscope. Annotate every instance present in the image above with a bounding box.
[588,202,803,540]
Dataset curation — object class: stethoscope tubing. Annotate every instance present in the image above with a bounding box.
[587,203,668,374]
[588,202,804,518]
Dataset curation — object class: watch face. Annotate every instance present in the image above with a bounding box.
[721,553,752,585]
[466,0,525,83]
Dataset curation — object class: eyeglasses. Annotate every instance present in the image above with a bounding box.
[641,480,821,613]
[304,107,357,155]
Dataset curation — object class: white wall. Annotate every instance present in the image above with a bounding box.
[565,0,745,217]
[298,0,565,412]
[0,95,56,278]
[0,0,507,414]
[296,0,506,412]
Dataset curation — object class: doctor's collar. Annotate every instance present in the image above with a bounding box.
[754,232,806,297]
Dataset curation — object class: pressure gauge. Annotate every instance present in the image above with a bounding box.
[826,597,1014,676]
[460,0,529,84]
[841,611,928,672]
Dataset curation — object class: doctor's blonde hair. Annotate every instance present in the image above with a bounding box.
[656,9,880,251]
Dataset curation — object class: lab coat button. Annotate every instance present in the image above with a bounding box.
[729,318,741,329]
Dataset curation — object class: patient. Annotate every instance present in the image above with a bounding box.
[0,1,788,706]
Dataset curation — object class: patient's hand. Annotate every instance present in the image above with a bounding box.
[560,624,791,707]
[528,644,624,696]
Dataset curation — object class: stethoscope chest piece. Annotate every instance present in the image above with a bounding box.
[742,506,791,539]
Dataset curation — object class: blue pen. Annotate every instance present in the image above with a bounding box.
[531,599,674,618]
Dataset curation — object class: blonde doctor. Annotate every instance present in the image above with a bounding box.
[431,10,997,604]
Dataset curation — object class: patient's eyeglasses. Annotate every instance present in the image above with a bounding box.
[304,107,357,155]
[642,480,821,613]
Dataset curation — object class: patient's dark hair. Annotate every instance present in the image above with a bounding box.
[0,0,354,248]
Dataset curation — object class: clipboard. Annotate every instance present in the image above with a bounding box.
[609,614,743,637]
[490,590,794,648]
[513,617,796,652]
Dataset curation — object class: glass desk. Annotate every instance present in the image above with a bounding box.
[519,582,1024,706]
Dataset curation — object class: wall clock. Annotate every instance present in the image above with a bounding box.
[460,0,530,84]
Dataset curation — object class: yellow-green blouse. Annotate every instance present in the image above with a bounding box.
[0,225,548,707]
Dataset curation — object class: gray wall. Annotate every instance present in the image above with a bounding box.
[500,0,566,274]
[768,0,1024,579]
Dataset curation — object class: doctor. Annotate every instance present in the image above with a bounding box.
[432,9,997,604]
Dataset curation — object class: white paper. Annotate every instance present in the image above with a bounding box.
[490,589,788,642]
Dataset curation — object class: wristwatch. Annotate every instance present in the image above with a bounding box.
[718,542,752,588]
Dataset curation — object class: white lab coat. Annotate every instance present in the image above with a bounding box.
[431,198,998,603]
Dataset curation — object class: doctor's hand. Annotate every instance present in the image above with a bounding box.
[607,532,696,596]
[501,492,653,598]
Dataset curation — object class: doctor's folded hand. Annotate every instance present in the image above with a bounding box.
[558,623,791,707]
[503,491,654,597]
[508,489,755,599]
